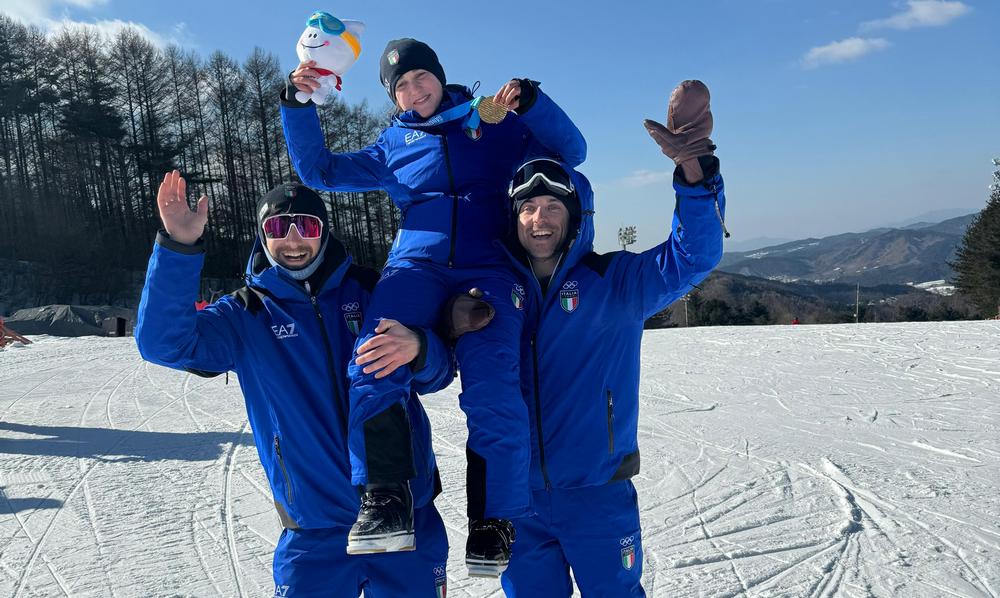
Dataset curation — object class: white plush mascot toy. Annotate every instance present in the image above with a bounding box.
[295,11,364,105]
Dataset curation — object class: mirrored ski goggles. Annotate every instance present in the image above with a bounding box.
[261,214,324,240]
[508,159,575,201]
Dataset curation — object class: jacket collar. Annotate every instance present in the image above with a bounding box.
[245,235,352,300]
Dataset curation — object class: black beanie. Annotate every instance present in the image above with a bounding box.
[256,183,329,238]
[379,38,446,101]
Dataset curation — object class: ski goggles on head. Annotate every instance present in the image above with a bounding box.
[508,159,575,202]
[308,11,345,35]
[306,12,361,59]
[261,213,324,240]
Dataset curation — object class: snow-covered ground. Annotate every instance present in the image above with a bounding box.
[1,322,998,597]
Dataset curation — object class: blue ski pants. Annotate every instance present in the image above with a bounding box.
[272,503,449,597]
[501,481,645,597]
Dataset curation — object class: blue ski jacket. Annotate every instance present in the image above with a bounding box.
[507,158,727,491]
[135,233,453,529]
[280,84,586,268]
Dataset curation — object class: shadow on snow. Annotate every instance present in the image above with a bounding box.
[0,421,253,463]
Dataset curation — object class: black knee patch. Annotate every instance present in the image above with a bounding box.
[364,402,416,483]
[466,446,487,521]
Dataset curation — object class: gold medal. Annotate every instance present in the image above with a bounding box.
[477,96,509,125]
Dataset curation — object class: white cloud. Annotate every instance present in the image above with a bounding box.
[53,17,168,46]
[615,170,674,189]
[801,37,890,69]
[0,0,183,48]
[0,0,107,25]
[861,0,970,31]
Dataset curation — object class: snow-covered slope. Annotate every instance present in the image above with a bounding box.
[1,322,998,597]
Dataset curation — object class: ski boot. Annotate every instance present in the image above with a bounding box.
[346,482,415,554]
[465,518,515,577]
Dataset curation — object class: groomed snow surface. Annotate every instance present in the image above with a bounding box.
[1,322,998,597]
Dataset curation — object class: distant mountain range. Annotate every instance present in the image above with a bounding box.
[717,213,976,286]
[650,270,978,328]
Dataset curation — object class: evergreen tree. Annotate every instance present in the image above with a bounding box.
[951,159,1000,318]
[0,19,401,310]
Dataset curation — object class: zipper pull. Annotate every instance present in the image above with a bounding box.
[711,188,731,239]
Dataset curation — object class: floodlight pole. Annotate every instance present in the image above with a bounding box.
[854,283,860,323]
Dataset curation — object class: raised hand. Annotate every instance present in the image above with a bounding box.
[157,170,208,246]
[644,80,715,184]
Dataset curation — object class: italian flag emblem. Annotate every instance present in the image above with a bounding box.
[343,311,363,336]
[559,289,579,313]
[621,545,636,570]
[511,284,525,310]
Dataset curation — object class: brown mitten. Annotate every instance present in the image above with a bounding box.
[445,288,495,339]
[643,80,715,183]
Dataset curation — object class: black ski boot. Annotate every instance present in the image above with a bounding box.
[465,518,515,577]
[346,482,415,554]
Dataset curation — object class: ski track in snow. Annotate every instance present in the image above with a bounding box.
[1,321,998,597]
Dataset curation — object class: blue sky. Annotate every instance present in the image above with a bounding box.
[4,0,998,252]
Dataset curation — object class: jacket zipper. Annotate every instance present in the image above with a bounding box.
[274,435,294,504]
[531,335,552,490]
[304,281,347,436]
[606,390,615,454]
[441,136,459,268]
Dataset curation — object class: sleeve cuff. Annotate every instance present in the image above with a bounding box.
[155,230,206,255]
[674,156,720,187]
[408,327,428,373]
[513,79,540,115]
[280,81,313,108]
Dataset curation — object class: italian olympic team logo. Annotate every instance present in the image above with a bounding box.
[559,280,580,313]
[511,284,526,310]
[341,301,362,336]
[433,564,447,597]
[620,535,636,570]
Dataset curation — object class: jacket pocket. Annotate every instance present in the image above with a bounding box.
[606,390,615,454]
[274,435,294,505]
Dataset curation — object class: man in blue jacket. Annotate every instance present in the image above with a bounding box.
[136,172,454,597]
[492,81,727,596]
[284,37,586,573]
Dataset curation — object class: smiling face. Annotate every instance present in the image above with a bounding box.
[516,195,570,263]
[265,225,322,270]
[393,69,443,118]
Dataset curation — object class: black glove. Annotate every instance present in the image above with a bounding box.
[513,79,539,115]
[445,289,495,339]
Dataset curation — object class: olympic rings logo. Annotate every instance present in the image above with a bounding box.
[620,535,635,547]
[433,566,446,577]
[341,302,360,311]
[562,280,579,290]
